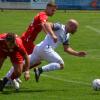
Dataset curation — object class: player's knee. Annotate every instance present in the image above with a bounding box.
[58,60,64,69]
[60,63,64,69]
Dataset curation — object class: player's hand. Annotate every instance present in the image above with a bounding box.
[24,70,30,81]
[52,35,57,43]
[77,51,87,57]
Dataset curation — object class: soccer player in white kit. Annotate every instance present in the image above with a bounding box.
[30,19,87,82]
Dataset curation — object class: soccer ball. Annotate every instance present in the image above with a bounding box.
[92,79,100,91]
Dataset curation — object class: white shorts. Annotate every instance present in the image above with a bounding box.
[30,45,64,66]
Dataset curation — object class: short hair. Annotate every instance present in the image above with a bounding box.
[47,1,57,8]
[6,33,16,43]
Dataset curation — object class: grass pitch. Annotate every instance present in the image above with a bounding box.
[0,10,100,100]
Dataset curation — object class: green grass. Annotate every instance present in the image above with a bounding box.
[0,10,100,100]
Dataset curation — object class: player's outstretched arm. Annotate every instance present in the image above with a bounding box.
[63,45,87,57]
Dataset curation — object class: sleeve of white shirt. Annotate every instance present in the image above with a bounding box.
[62,33,70,45]
[52,23,61,31]
[61,33,69,45]
[53,23,70,45]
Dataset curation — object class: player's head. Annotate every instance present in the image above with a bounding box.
[45,1,57,16]
[6,33,16,49]
[65,19,79,34]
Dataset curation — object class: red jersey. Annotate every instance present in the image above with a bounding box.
[21,11,48,42]
[0,33,27,57]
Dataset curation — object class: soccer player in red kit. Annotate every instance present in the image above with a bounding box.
[3,2,57,88]
[0,33,30,91]
[21,2,57,55]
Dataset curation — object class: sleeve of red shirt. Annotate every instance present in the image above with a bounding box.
[39,12,48,23]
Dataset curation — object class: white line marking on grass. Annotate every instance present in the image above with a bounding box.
[84,49,100,59]
[42,74,90,86]
[86,56,100,60]
[86,25,100,34]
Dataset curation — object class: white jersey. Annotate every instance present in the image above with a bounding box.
[37,23,70,49]
[30,23,69,66]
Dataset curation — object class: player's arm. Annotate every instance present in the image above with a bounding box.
[41,21,49,34]
[23,53,30,72]
[41,21,57,43]
[63,44,86,57]
[18,39,30,80]
[23,53,30,80]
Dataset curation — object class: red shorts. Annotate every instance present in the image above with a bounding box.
[0,49,24,64]
[21,38,35,55]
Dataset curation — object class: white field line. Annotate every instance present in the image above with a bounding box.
[86,56,100,60]
[84,49,100,59]
[86,25,100,34]
[92,22,100,24]
[42,74,90,86]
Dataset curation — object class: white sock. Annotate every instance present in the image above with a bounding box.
[5,67,14,78]
[42,63,61,72]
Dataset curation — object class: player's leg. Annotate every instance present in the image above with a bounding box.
[0,50,7,69]
[34,62,63,82]
[5,66,22,87]
[5,67,15,87]
[0,58,7,91]
[0,52,24,91]
[10,63,23,90]
[4,50,41,88]
[37,47,64,71]
[1,63,23,91]
[34,47,64,82]
[0,51,7,91]
[10,63,23,80]
[5,67,14,78]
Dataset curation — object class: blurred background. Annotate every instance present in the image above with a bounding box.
[0,0,100,10]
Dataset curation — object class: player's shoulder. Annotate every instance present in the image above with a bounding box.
[15,36,22,45]
[38,11,47,16]
[66,33,70,39]
[53,22,64,31]
[0,33,7,39]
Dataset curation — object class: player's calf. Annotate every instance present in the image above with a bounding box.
[34,63,64,82]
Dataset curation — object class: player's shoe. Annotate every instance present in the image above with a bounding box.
[34,67,43,82]
[5,78,21,88]
[16,78,22,83]
[5,80,12,87]
[0,77,9,91]
[0,79,4,91]
[5,79,20,90]
[11,79,20,90]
